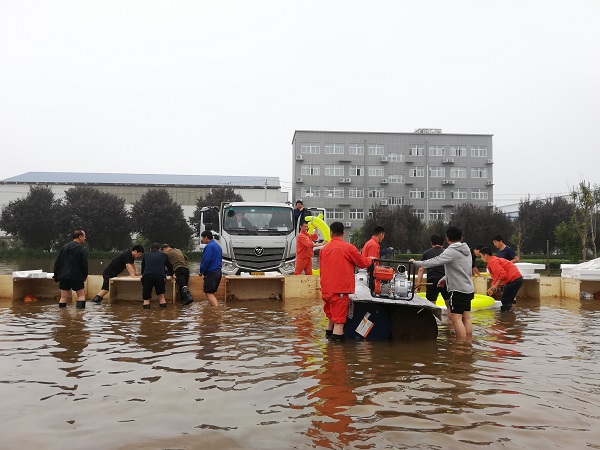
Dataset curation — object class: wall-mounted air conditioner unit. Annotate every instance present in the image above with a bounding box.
[344,222,352,227]
[296,177,303,183]
[381,179,388,184]
[295,154,303,160]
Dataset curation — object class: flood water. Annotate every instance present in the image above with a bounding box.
[1,296,599,449]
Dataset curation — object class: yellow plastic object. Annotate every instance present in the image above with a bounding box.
[305,214,330,276]
[435,293,496,310]
[304,215,331,242]
[418,292,496,311]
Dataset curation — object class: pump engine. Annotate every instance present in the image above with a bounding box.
[367,261,415,300]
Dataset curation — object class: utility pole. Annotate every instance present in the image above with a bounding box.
[425,140,429,226]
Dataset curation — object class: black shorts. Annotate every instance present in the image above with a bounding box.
[448,291,474,315]
[425,278,450,303]
[141,274,166,300]
[203,269,222,294]
[58,279,85,291]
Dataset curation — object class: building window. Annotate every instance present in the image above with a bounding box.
[368,166,384,177]
[429,145,445,156]
[409,188,425,199]
[471,146,488,157]
[323,187,344,198]
[409,145,424,156]
[409,167,425,177]
[325,165,344,176]
[471,189,489,200]
[368,144,384,155]
[326,209,344,220]
[450,167,467,178]
[451,188,467,199]
[301,143,320,154]
[300,165,320,176]
[388,174,404,183]
[388,153,403,162]
[349,188,364,198]
[368,188,384,198]
[429,167,445,178]
[350,209,364,220]
[349,165,364,176]
[301,187,320,197]
[349,144,364,155]
[389,196,404,206]
[471,167,488,178]
[429,189,445,199]
[413,209,425,220]
[325,143,344,154]
[429,210,446,221]
[450,145,466,157]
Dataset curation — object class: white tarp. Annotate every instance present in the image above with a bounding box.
[12,270,53,279]
[561,257,600,280]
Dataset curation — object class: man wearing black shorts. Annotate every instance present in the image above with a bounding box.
[141,242,174,309]
[410,227,475,339]
[416,234,450,305]
[53,229,88,309]
[92,245,144,304]
[161,244,194,305]
[200,231,222,307]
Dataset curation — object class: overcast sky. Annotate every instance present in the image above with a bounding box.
[1,0,598,206]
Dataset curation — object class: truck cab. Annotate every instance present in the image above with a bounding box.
[198,202,298,275]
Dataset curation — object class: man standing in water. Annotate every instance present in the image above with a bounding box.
[294,219,318,275]
[161,244,194,305]
[415,234,450,305]
[200,230,222,307]
[479,247,523,312]
[410,227,474,339]
[53,229,88,309]
[319,221,373,342]
[92,245,144,304]
[361,225,394,261]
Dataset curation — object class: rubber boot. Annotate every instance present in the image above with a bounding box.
[76,300,86,309]
[325,330,333,339]
[181,287,193,305]
[143,304,150,309]
[159,303,167,308]
[58,302,67,308]
[330,333,345,342]
[92,295,103,305]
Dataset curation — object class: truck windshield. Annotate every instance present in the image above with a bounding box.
[223,206,293,234]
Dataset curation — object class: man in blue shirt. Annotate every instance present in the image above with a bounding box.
[492,235,520,263]
[200,230,222,306]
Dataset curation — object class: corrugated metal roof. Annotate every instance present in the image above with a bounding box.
[0,172,281,188]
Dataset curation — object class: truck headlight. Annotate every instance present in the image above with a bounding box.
[280,260,296,274]
[222,260,237,274]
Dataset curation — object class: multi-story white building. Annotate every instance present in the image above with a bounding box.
[292,129,494,228]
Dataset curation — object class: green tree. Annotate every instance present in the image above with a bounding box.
[0,185,62,250]
[361,204,424,253]
[570,181,600,261]
[555,218,582,262]
[449,203,513,249]
[189,187,243,237]
[131,189,192,248]
[58,186,132,251]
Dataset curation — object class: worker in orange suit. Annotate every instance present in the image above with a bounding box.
[361,225,394,262]
[319,221,373,342]
[294,219,319,275]
[480,246,523,312]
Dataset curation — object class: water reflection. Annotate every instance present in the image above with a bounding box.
[0,297,599,448]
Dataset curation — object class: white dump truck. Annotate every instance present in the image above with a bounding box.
[197,202,302,275]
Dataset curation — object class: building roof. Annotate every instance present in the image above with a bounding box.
[292,129,494,143]
[0,172,280,188]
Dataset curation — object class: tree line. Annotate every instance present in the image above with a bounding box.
[351,181,600,262]
[0,185,242,252]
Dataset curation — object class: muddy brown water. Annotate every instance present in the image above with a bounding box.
[1,296,599,449]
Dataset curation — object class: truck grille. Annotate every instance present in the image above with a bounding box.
[232,247,285,271]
